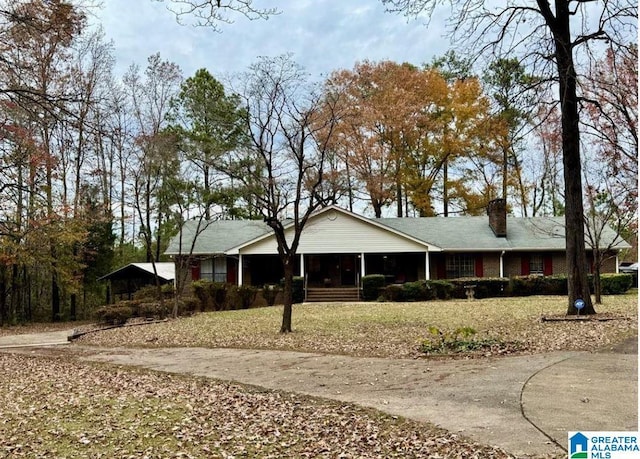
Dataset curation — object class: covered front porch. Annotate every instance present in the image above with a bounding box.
[239,252,429,300]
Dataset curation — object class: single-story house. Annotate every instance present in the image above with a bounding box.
[99,262,175,302]
[165,200,630,301]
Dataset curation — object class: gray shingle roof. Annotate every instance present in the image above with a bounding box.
[165,219,271,255]
[379,216,571,251]
[380,215,629,251]
[165,209,630,256]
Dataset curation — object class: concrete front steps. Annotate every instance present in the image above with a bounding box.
[305,287,360,303]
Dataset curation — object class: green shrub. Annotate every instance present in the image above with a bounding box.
[262,284,281,306]
[362,274,385,301]
[94,304,134,325]
[238,285,258,309]
[509,275,567,296]
[402,281,431,301]
[225,286,241,310]
[191,280,212,311]
[383,284,404,302]
[133,285,161,301]
[598,273,634,294]
[209,282,228,311]
[177,296,200,315]
[137,301,171,318]
[225,285,258,310]
[425,280,454,300]
[448,278,509,299]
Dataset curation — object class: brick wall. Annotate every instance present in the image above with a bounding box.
[482,253,501,277]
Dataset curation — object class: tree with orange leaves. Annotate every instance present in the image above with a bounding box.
[325,60,501,217]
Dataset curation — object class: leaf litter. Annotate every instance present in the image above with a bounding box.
[0,352,518,458]
[76,295,637,358]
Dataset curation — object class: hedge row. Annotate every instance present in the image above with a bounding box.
[361,273,633,302]
[362,275,456,301]
[94,297,200,325]
[191,280,259,311]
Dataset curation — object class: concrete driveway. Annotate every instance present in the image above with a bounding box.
[0,330,71,348]
[79,341,637,458]
[0,330,636,458]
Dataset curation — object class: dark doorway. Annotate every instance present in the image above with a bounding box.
[340,255,356,286]
[306,254,358,287]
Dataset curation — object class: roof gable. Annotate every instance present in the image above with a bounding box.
[238,206,439,255]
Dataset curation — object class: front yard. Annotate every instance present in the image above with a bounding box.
[0,294,635,458]
[0,352,512,458]
[76,294,638,358]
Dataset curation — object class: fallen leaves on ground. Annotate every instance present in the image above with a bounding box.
[0,352,517,458]
[76,295,637,359]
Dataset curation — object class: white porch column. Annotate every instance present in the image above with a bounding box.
[360,252,366,278]
[425,251,431,280]
[300,253,305,278]
[615,253,619,273]
[237,254,243,286]
[499,251,505,278]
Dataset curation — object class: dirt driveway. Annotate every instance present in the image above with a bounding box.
[76,341,637,458]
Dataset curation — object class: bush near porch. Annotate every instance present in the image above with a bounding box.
[368,273,633,302]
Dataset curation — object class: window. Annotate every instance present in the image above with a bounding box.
[214,257,227,282]
[446,254,475,279]
[199,257,227,282]
[529,255,544,275]
[200,259,213,281]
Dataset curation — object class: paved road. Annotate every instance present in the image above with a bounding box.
[0,330,636,458]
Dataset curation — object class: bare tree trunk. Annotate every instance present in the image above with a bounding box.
[551,0,594,314]
[280,259,294,333]
[443,159,449,217]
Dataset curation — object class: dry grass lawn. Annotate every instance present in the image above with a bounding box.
[77,294,638,358]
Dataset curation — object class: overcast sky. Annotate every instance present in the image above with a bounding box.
[93,0,453,82]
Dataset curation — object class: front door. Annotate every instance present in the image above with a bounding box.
[340,255,356,286]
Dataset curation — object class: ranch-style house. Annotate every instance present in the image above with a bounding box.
[165,199,630,301]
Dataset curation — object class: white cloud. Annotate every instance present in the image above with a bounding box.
[92,0,453,81]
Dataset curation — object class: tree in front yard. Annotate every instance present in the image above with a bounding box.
[225,55,344,333]
[380,0,637,315]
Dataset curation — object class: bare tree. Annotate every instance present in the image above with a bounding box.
[225,55,342,333]
[381,0,637,314]
[154,0,279,29]
[125,54,183,315]
[583,162,635,305]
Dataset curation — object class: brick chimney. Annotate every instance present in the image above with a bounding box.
[487,198,507,237]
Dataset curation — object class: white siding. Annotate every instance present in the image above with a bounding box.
[240,210,429,255]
